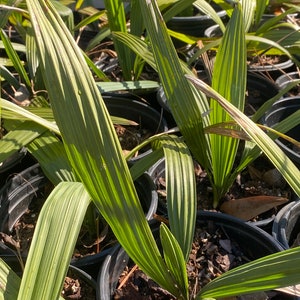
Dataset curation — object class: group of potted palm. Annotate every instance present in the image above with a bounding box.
[1,0,300,299]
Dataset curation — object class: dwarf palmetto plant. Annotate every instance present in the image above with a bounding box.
[114,0,300,207]
[1,1,300,300]
[171,0,300,60]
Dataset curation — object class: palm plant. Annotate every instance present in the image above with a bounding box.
[1,1,300,300]
[114,0,300,208]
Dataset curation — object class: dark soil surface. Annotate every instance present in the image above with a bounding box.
[247,55,288,67]
[114,124,153,156]
[62,269,96,300]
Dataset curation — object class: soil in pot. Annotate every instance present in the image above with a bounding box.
[114,123,152,156]
[247,54,295,81]
[112,224,250,299]
[62,266,97,300]
[0,164,158,292]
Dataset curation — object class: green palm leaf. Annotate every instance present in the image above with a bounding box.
[27,131,76,184]
[1,98,59,133]
[136,0,211,173]
[0,259,20,300]
[103,0,133,80]
[26,0,182,297]
[210,3,246,206]
[199,247,300,299]
[17,182,91,299]
[0,29,31,88]
[186,75,300,197]
[152,135,196,261]
[0,121,47,163]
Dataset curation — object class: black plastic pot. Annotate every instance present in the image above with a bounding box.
[0,162,158,281]
[66,265,98,299]
[97,210,285,299]
[134,172,158,221]
[263,96,300,165]
[103,96,168,161]
[204,12,289,38]
[157,72,278,121]
[156,86,177,128]
[205,24,295,80]
[204,24,222,38]
[0,163,48,233]
[272,200,300,249]
[0,163,49,277]
[0,245,98,298]
[167,5,227,38]
[147,157,169,215]
[246,72,279,115]
[0,148,38,188]
[276,71,300,96]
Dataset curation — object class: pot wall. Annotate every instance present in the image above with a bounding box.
[0,163,48,233]
[272,200,300,249]
[263,96,300,165]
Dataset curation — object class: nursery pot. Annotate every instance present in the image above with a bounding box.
[0,163,48,233]
[64,265,98,299]
[156,86,177,128]
[0,163,48,273]
[205,25,294,80]
[157,72,279,120]
[263,96,300,165]
[166,5,227,38]
[0,148,38,188]
[103,96,168,161]
[204,24,223,38]
[0,164,158,280]
[246,72,279,115]
[148,157,283,230]
[97,210,285,299]
[272,200,300,249]
[275,71,300,96]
